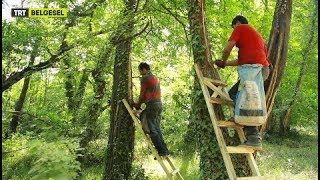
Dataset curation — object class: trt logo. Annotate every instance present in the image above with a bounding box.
[11,8,29,17]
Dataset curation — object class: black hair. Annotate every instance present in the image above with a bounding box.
[231,15,248,26]
[138,62,150,71]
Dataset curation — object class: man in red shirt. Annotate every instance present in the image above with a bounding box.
[133,62,169,156]
[214,15,270,149]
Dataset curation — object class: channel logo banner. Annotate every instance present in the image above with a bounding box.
[11,8,67,18]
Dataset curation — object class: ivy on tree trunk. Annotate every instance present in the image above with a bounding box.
[104,0,137,179]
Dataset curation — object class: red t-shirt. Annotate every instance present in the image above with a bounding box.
[228,24,269,66]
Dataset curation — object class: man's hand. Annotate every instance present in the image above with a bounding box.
[214,60,226,68]
[133,102,141,110]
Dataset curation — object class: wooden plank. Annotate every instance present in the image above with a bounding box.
[194,64,237,180]
[211,86,223,98]
[246,153,261,176]
[236,176,266,180]
[165,156,184,180]
[210,97,234,105]
[226,146,255,154]
[203,77,227,87]
[217,121,243,128]
[203,78,233,101]
[171,169,180,175]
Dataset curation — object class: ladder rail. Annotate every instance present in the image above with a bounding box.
[194,63,262,179]
[235,127,260,176]
[194,64,238,179]
[122,99,183,180]
[165,156,184,180]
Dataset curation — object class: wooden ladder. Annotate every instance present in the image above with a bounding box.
[122,99,184,180]
[194,63,265,180]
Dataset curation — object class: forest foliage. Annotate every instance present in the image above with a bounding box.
[2,0,318,179]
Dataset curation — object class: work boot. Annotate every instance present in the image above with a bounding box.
[239,135,262,150]
[154,151,170,160]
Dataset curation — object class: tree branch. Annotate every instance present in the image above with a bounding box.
[111,21,150,45]
[159,4,189,41]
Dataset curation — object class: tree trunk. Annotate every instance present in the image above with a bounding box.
[9,78,31,134]
[261,0,293,133]
[104,0,136,179]
[280,2,317,135]
[63,58,76,112]
[77,46,112,166]
[63,58,89,117]
[9,43,39,135]
[186,0,250,178]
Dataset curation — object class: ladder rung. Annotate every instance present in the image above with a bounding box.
[203,77,227,87]
[226,146,255,154]
[210,97,234,105]
[217,121,243,128]
[171,169,180,175]
[237,176,266,180]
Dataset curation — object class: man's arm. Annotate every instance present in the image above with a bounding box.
[214,40,237,68]
[225,59,239,66]
[222,40,236,62]
[137,86,146,107]
[134,77,147,109]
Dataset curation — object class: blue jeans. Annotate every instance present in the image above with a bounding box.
[142,101,169,154]
[229,66,270,137]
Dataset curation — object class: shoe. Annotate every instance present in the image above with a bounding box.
[239,135,262,150]
[159,152,170,156]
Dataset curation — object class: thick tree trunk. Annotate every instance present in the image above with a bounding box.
[186,0,249,178]
[104,0,136,179]
[261,0,293,133]
[280,3,317,135]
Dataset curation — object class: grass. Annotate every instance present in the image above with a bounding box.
[257,126,318,180]
[79,125,318,179]
[128,125,318,180]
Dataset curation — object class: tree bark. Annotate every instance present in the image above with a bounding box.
[261,0,293,133]
[104,0,137,179]
[280,2,317,135]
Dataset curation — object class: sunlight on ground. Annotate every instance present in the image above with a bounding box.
[135,152,200,180]
[261,171,318,180]
[142,155,167,179]
[136,128,318,180]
